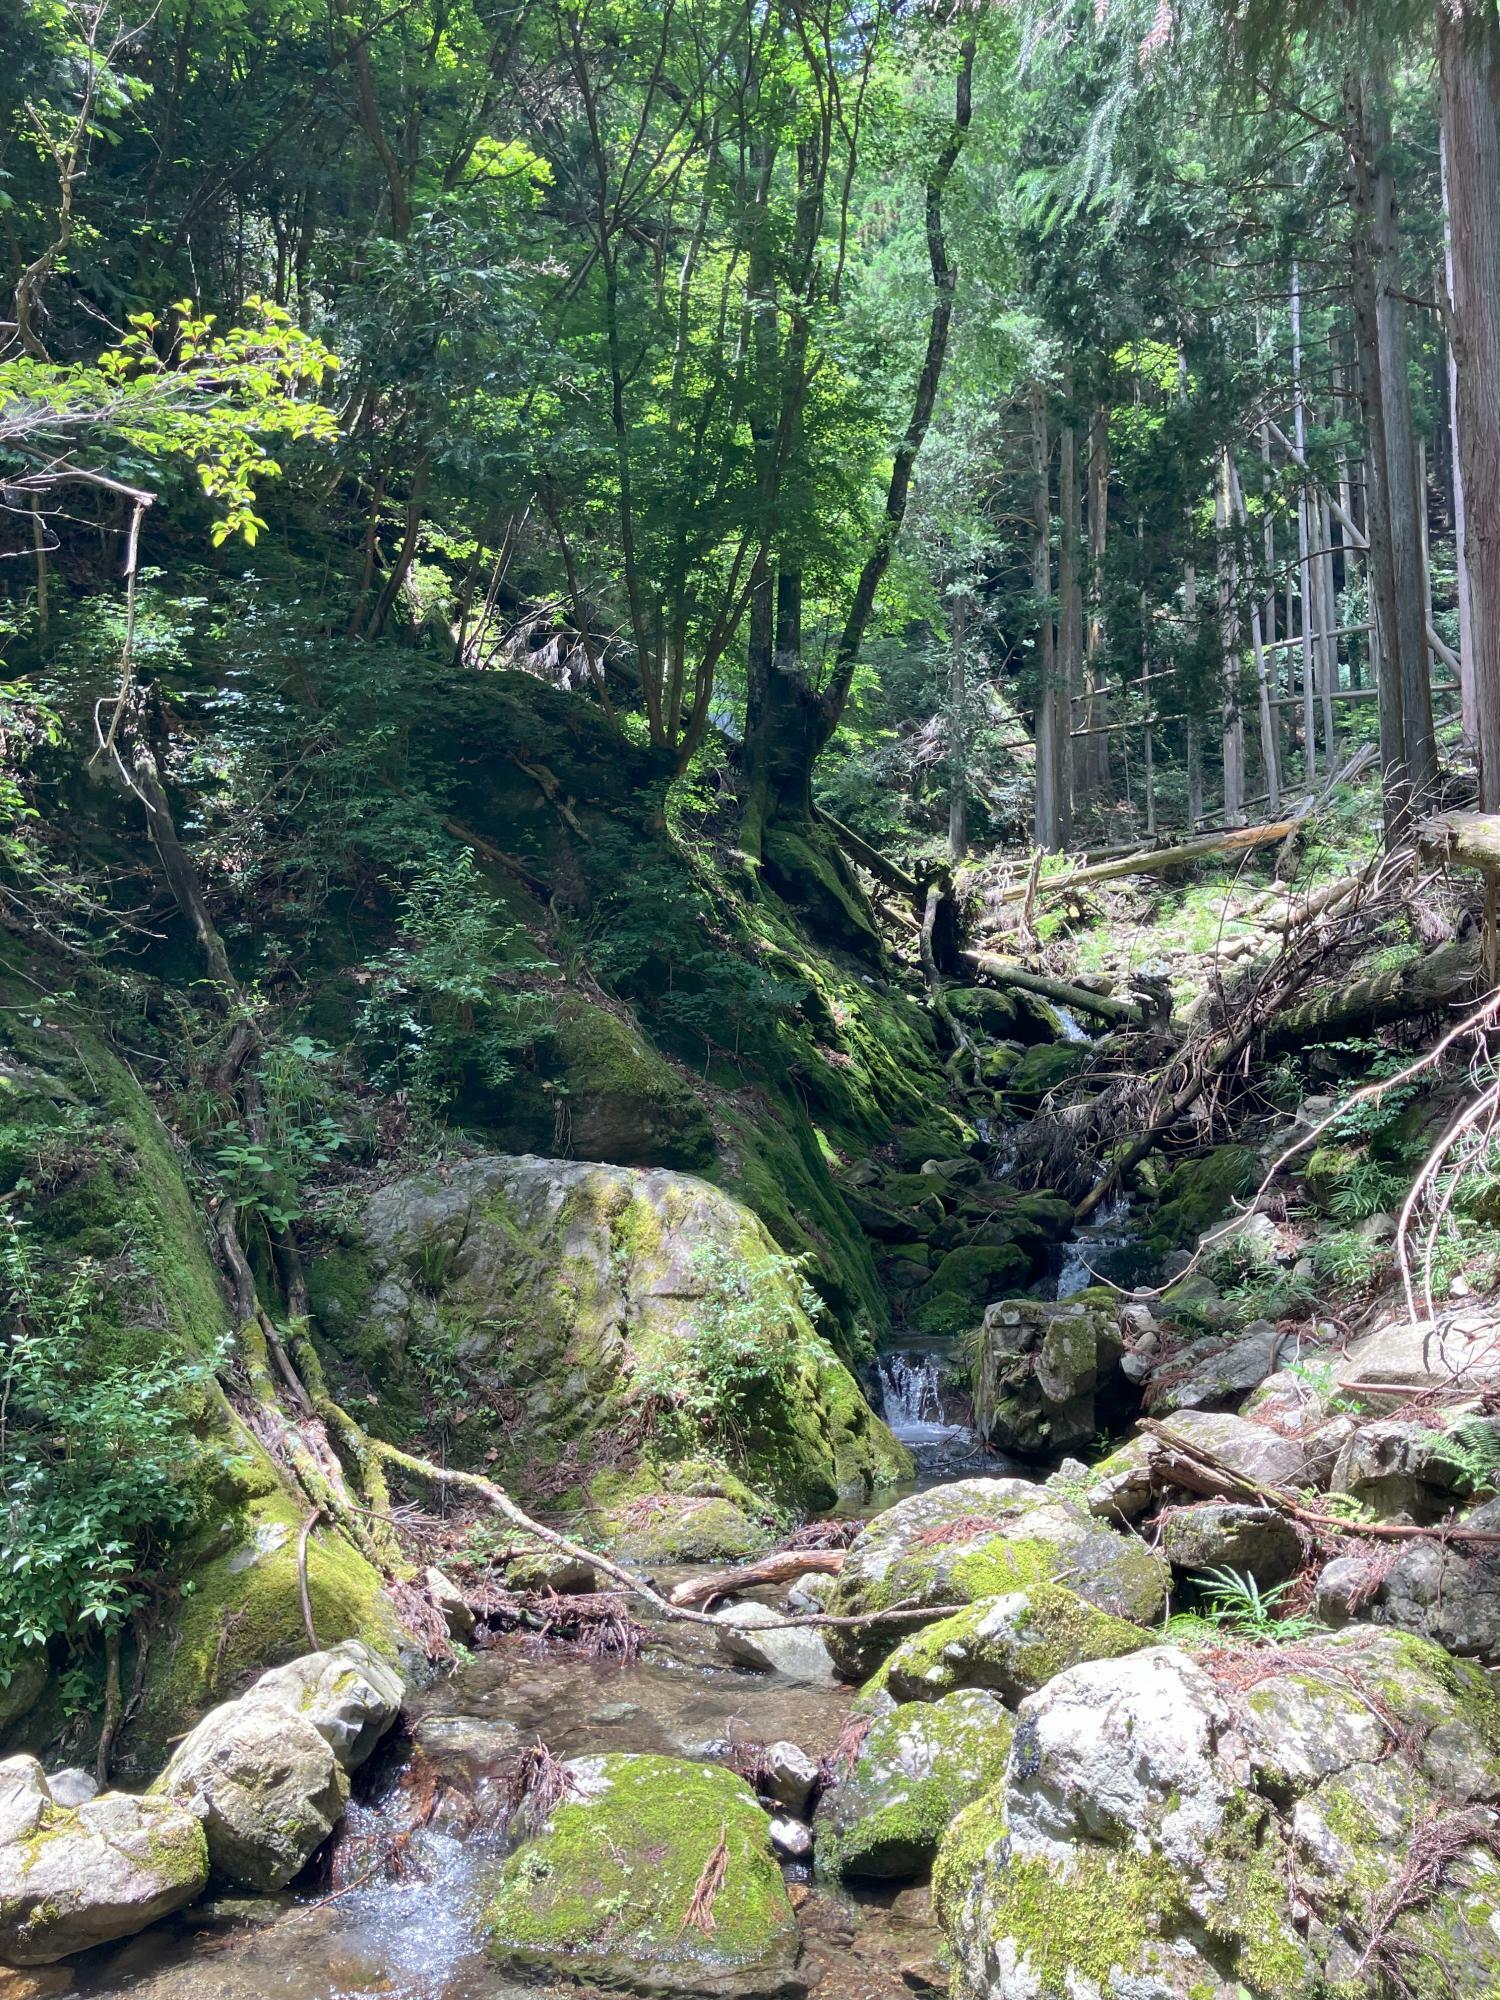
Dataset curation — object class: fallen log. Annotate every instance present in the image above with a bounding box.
[1418,813,1500,874]
[1261,937,1481,1053]
[668,1548,844,1609]
[962,950,1149,1027]
[996,819,1302,903]
[815,807,922,901]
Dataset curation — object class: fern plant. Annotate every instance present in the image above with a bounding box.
[1190,1566,1320,1642]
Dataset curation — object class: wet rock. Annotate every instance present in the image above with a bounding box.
[1143,1321,1293,1414]
[814,1693,1013,1883]
[769,1815,813,1860]
[785,1571,834,1614]
[1003,1043,1092,1107]
[713,1603,837,1684]
[154,1642,402,1891]
[424,1564,475,1642]
[606,1494,775,1567]
[0,1757,208,1966]
[762,1742,818,1814]
[821,1479,1169,1680]
[876,1583,1148,1706]
[933,1626,1500,2000]
[969,1299,1124,1457]
[1160,1503,1305,1586]
[485,1752,803,1997]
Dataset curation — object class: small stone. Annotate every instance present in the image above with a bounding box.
[769,1814,813,1859]
[587,1700,640,1725]
[762,1741,818,1814]
[424,1564,475,1643]
[42,1771,97,1810]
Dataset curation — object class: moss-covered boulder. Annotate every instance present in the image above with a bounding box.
[1303,1139,1366,1214]
[970,1298,1125,1458]
[935,1628,1500,2000]
[550,997,716,1169]
[876,1583,1148,1707]
[311,1154,909,1535]
[813,1692,1013,1883]
[1145,1143,1258,1255]
[820,1479,1169,1680]
[1003,1042,1092,1106]
[910,1246,1032,1335]
[0,1756,209,1966]
[485,1752,802,1997]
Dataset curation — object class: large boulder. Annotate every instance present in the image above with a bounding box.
[154,1642,403,1891]
[1143,1321,1291,1414]
[1337,1310,1500,1396]
[875,1583,1149,1707]
[0,1756,208,1965]
[484,1752,802,1997]
[1147,1408,1340,1495]
[310,1156,909,1521]
[1317,1496,1500,1658]
[1160,1504,1305,1587]
[820,1479,1169,1680]
[814,1692,1013,1883]
[970,1299,1125,1457]
[933,1627,1500,1999]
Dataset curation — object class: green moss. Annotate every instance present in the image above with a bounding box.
[551,997,716,1171]
[124,1488,400,1777]
[912,1247,1031,1335]
[1146,1144,1258,1254]
[1303,1141,1366,1215]
[882,1582,1148,1703]
[486,1753,798,1989]
[1004,1043,1092,1104]
[815,1694,1015,1882]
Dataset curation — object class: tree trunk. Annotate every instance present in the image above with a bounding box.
[1060,409,1085,806]
[1030,384,1068,850]
[1438,3,1500,809]
[947,591,968,862]
[1217,455,1245,827]
[1440,120,1477,742]
[1344,68,1411,842]
[1369,66,1437,806]
[1083,403,1111,799]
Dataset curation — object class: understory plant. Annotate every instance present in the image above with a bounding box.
[0,1217,222,1690]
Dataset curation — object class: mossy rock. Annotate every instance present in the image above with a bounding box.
[316,1155,909,1523]
[597,1493,775,1567]
[821,1479,1169,1680]
[121,1490,404,1781]
[1004,1043,1092,1106]
[946,988,1023,1038]
[1303,1140,1366,1214]
[813,1691,1014,1883]
[551,998,716,1170]
[485,1752,802,1997]
[910,1248,1031,1336]
[1146,1144,1257,1254]
[876,1582,1148,1706]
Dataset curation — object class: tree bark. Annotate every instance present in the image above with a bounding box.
[1059,408,1085,807]
[1031,385,1068,850]
[1437,4,1500,810]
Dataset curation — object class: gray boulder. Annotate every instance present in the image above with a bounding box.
[934,1627,1500,1999]
[761,1740,819,1814]
[1338,1311,1500,1395]
[155,1641,403,1890]
[713,1602,838,1683]
[970,1299,1123,1457]
[814,1692,1013,1882]
[822,1477,1169,1680]
[1144,1321,1292,1414]
[1160,1503,1305,1586]
[0,1756,208,1965]
[1148,1408,1338,1494]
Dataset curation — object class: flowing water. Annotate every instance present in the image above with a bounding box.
[53,1619,943,2000]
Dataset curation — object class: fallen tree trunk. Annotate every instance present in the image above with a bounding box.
[816,807,922,901]
[996,819,1302,904]
[668,1549,844,1609]
[962,951,1148,1026]
[1262,937,1481,1052]
[1418,813,1500,873]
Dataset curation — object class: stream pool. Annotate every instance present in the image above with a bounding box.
[41,1614,943,2000]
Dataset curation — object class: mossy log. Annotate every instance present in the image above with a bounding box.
[960,951,1148,1027]
[1418,813,1500,873]
[1262,937,1481,1052]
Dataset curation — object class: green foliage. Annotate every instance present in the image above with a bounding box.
[1185,1567,1319,1644]
[208,1037,350,1233]
[1437,1418,1500,1498]
[631,1243,821,1448]
[355,852,552,1107]
[1310,1229,1392,1290]
[0,1217,221,1686]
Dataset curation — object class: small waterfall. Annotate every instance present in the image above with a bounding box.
[1051,1004,1095,1045]
[1054,1192,1135,1299]
[878,1350,971,1446]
